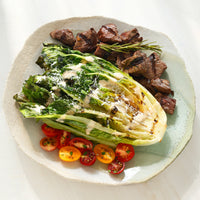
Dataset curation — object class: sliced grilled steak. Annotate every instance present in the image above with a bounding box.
[94,43,110,58]
[50,29,75,46]
[120,28,143,44]
[116,52,133,69]
[134,77,157,95]
[155,93,176,114]
[151,78,171,94]
[73,28,97,52]
[119,51,147,76]
[106,51,119,63]
[98,24,122,44]
[143,52,167,79]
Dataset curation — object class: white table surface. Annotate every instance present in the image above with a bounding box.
[1,0,200,199]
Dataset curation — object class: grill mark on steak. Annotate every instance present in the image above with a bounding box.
[129,33,139,41]
[130,56,144,66]
[79,33,92,45]
[102,25,117,36]
[149,53,156,76]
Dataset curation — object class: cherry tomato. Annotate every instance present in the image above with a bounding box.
[57,131,71,149]
[40,137,58,152]
[80,150,96,166]
[41,124,62,137]
[69,137,93,153]
[115,143,135,162]
[108,159,125,175]
[93,144,115,164]
[59,146,81,162]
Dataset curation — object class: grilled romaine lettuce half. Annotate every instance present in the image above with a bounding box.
[14,43,167,147]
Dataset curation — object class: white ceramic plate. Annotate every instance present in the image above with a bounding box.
[3,16,195,185]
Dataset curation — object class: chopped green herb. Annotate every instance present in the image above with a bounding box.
[43,142,48,146]
[126,150,130,154]
[101,152,106,155]
[70,151,73,156]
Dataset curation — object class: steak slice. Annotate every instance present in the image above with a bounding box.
[116,52,133,69]
[143,52,167,79]
[155,93,176,114]
[98,23,122,44]
[151,78,171,94]
[73,28,97,52]
[134,77,157,95]
[120,51,147,75]
[50,29,75,46]
[106,51,119,63]
[120,28,143,44]
[94,43,110,58]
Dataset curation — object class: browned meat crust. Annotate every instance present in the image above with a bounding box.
[142,52,167,79]
[151,78,171,94]
[120,28,143,44]
[94,43,110,58]
[155,93,176,114]
[118,51,167,80]
[50,29,75,46]
[120,50,147,75]
[97,24,122,44]
[134,77,157,95]
[73,28,97,52]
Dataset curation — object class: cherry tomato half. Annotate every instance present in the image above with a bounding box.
[69,137,93,153]
[40,137,58,152]
[108,159,125,175]
[59,146,81,162]
[41,124,62,137]
[80,150,96,166]
[115,143,135,162]
[57,131,71,149]
[94,144,115,164]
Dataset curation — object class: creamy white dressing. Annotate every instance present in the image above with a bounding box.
[52,86,58,90]
[56,114,67,123]
[58,81,66,87]
[113,72,124,79]
[62,63,83,79]
[86,121,96,135]
[31,105,45,114]
[35,76,46,83]
[66,104,82,115]
[90,88,100,99]
[99,79,117,88]
[84,56,94,62]
[82,95,91,107]
[73,104,81,110]
[52,86,61,96]
[46,95,55,106]
[133,85,142,97]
